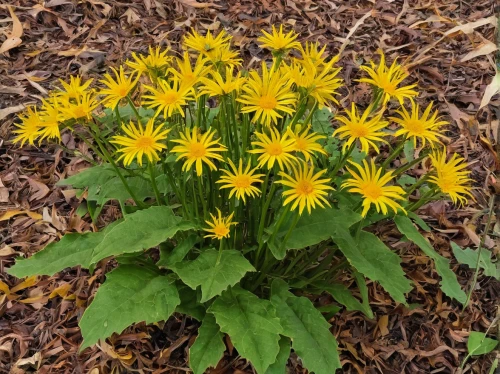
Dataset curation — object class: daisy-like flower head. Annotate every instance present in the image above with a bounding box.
[205,45,242,69]
[258,25,300,54]
[332,103,389,154]
[142,78,195,119]
[171,126,227,176]
[99,66,139,109]
[184,29,232,56]
[126,46,171,76]
[343,158,406,217]
[12,107,43,147]
[199,66,246,96]
[390,101,448,147]
[169,52,211,87]
[204,208,237,240]
[238,62,296,128]
[38,97,63,143]
[58,75,93,100]
[298,42,328,69]
[110,118,170,166]
[297,58,343,108]
[59,92,99,121]
[286,124,327,161]
[428,149,472,205]
[248,126,297,171]
[358,51,418,104]
[217,159,265,203]
[278,160,333,215]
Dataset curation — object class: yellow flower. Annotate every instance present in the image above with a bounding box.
[358,51,417,104]
[12,107,43,146]
[110,119,170,166]
[58,75,93,100]
[205,45,242,68]
[199,66,246,96]
[278,161,333,215]
[204,208,237,240]
[286,124,327,161]
[143,78,195,118]
[184,29,231,56]
[217,159,265,203]
[390,101,448,147]
[429,150,472,205]
[258,25,300,53]
[238,62,296,128]
[248,126,297,171]
[169,52,211,87]
[99,66,138,109]
[171,127,227,176]
[343,159,406,217]
[333,103,389,154]
[37,97,62,142]
[298,42,328,68]
[59,92,99,121]
[126,46,171,76]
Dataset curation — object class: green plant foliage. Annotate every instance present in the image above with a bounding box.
[265,337,291,374]
[467,331,498,356]
[189,314,226,374]
[451,242,499,280]
[157,234,199,268]
[175,283,205,321]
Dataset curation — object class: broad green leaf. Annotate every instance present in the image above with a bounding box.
[157,234,198,268]
[265,336,290,374]
[57,164,116,188]
[7,221,121,278]
[175,283,205,321]
[395,216,467,303]
[172,250,255,302]
[467,332,498,356]
[451,242,499,280]
[97,176,155,204]
[91,206,194,264]
[79,265,180,350]
[312,108,334,138]
[189,314,225,374]
[314,280,374,318]
[332,230,411,304]
[270,279,341,374]
[208,287,283,374]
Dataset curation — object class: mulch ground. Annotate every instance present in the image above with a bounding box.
[1,0,499,373]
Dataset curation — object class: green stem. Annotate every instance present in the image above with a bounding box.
[126,96,141,121]
[148,162,163,206]
[329,143,355,178]
[216,238,224,265]
[197,176,208,220]
[407,188,436,212]
[381,138,406,169]
[277,211,300,255]
[302,101,318,126]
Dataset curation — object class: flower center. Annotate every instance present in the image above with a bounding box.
[136,136,154,150]
[118,86,129,97]
[161,92,179,105]
[362,182,383,200]
[294,138,308,151]
[259,95,278,110]
[233,175,251,188]
[213,224,229,238]
[350,123,369,138]
[405,119,425,134]
[266,143,283,156]
[189,143,207,158]
[73,106,87,118]
[379,79,397,95]
[296,180,314,195]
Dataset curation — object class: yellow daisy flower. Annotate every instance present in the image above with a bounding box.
[204,208,237,240]
[37,97,62,142]
[183,29,231,56]
[12,107,43,146]
[298,42,328,68]
[126,46,171,76]
[278,161,333,215]
[169,52,211,87]
[171,127,227,176]
[58,75,93,100]
[143,78,195,118]
[258,25,301,53]
[199,66,246,96]
[286,124,327,161]
[429,150,472,205]
[99,66,139,109]
[332,103,389,154]
[358,51,418,104]
[110,119,170,166]
[390,101,448,147]
[59,92,99,121]
[238,62,296,128]
[343,159,406,217]
[205,45,242,68]
[248,126,297,171]
[217,159,265,203]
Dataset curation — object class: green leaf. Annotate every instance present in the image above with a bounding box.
[91,206,195,264]
[312,108,334,138]
[57,164,116,188]
[7,221,122,278]
[79,265,180,350]
[265,336,290,374]
[172,250,255,302]
[189,313,225,374]
[451,242,499,280]
[395,216,467,303]
[467,332,498,356]
[332,230,412,304]
[97,176,155,205]
[157,234,198,268]
[270,279,341,374]
[175,283,205,321]
[208,287,283,374]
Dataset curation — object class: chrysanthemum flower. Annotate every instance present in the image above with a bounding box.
[199,66,246,96]
[278,161,333,215]
[390,101,448,147]
[358,51,417,104]
[217,159,265,203]
[171,127,227,176]
[238,62,296,128]
[58,76,93,100]
[59,92,99,121]
[286,124,327,161]
[204,208,237,240]
[143,78,195,118]
[99,66,139,109]
[258,25,301,53]
[343,159,406,217]
[37,97,63,142]
[297,42,328,68]
[205,45,242,68]
[126,46,171,76]
[428,150,472,205]
[169,52,211,87]
[110,119,170,166]
[12,107,43,146]
[333,103,389,154]
[184,29,231,56]
[248,126,297,171]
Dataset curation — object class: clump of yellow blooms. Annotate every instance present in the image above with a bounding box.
[11,25,473,237]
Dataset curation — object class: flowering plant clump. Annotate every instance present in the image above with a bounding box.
[9,26,473,373]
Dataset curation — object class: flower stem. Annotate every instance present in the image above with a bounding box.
[126,96,141,121]
[381,138,406,169]
[148,162,163,206]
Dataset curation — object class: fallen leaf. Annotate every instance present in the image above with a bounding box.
[0,6,23,54]
[480,71,500,109]
[0,210,43,222]
[0,104,25,120]
[461,40,497,62]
